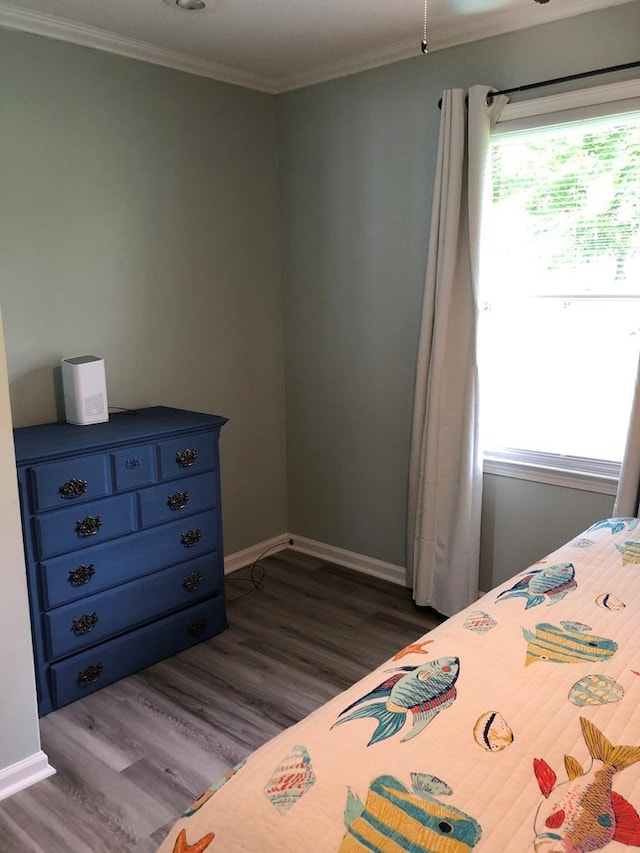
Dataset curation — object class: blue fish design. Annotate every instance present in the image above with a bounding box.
[588,518,633,535]
[496,563,576,609]
[523,623,618,666]
[331,656,459,746]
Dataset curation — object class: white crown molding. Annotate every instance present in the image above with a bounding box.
[276,39,419,93]
[428,0,634,56]
[0,0,635,94]
[278,0,636,91]
[0,750,55,802]
[0,2,279,94]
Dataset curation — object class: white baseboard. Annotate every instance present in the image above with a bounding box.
[289,534,407,587]
[224,534,292,575]
[224,533,408,587]
[0,750,55,802]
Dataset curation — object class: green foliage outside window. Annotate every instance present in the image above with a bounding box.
[491,117,640,284]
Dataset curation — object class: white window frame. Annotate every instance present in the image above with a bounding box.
[483,450,620,495]
[482,77,640,492]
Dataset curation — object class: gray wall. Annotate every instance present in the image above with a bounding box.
[0,29,288,555]
[479,476,614,591]
[278,2,640,583]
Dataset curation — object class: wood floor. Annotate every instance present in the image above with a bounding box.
[0,550,444,852]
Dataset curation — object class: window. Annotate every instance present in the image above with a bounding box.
[479,97,640,492]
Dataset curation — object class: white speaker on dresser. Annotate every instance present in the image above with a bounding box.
[61,355,109,425]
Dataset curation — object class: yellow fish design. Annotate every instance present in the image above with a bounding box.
[523,623,617,666]
[339,773,482,852]
[616,540,640,566]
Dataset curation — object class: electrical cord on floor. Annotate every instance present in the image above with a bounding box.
[226,538,294,603]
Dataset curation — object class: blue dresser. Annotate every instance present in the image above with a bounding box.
[13,406,228,716]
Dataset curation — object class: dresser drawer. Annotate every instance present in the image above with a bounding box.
[50,597,227,709]
[138,471,217,528]
[44,554,222,660]
[39,509,220,607]
[35,493,137,559]
[29,454,110,512]
[157,431,216,481]
[110,443,156,491]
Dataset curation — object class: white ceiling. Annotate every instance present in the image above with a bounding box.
[0,0,632,92]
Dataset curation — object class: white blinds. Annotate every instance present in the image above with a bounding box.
[479,109,640,463]
[488,113,640,297]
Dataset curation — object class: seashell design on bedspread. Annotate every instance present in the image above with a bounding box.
[463,610,497,634]
[338,773,482,852]
[595,593,626,610]
[263,745,316,815]
[532,717,640,852]
[568,674,625,707]
[473,711,514,751]
[573,537,596,548]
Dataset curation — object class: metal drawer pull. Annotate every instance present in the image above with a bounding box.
[181,528,202,548]
[167,490,190,510]
[75,514,103,537]
[59,477,88,499]
[68,563,96,586]
[77,662,104,685]
[182,571,204,591]
[187,617,207,636]
[72,612,99,635]
[175,448,198,468]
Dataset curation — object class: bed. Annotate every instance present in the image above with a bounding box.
[157,517,640,853]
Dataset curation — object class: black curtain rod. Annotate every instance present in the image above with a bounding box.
[437,60,640,109]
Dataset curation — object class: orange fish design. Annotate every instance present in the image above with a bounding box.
[533,717,640,852]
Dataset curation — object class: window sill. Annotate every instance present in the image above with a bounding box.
[483,451,619,496]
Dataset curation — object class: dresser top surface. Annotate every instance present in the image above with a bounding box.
[13,406,228,463]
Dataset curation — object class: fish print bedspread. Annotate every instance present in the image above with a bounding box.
[157,517,640,853]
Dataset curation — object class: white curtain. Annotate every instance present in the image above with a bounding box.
[407,85,507,617]
[613,350,640,517]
